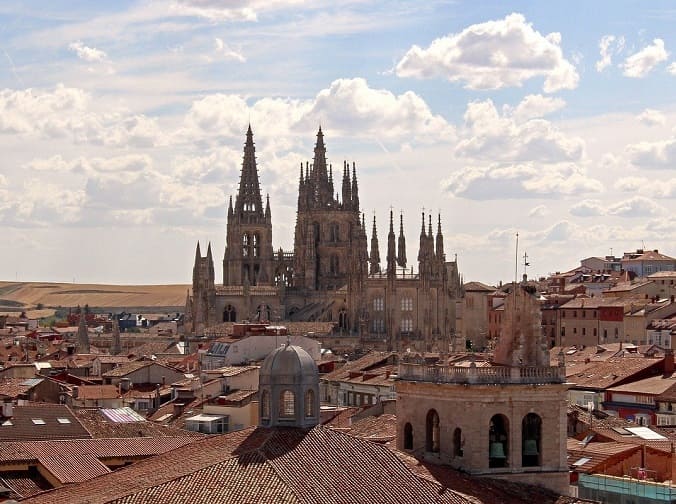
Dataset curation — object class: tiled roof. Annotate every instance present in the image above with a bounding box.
[567,357,662,389]
[341,413,397,443]
[567,439,639,473]
[463,281,495,291]
[322,351,396,382]
[607,373,676,395]
[126,339,177,358]
[0,436,199,486]
[95,355,131,364]
[76,408,204,439]
[22,426,478,504]
[0,377,42,398]
[0,403,92,442]
[215,365,259,377]
[102,360,154,377]
[0,470,51,499]
[73,385,121,400]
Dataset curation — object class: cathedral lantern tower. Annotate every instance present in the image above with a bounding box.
[292,128,368,332]
[223,125,274,287]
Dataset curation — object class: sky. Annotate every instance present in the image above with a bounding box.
[0,1,675,286]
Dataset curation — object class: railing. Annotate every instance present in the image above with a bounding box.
[398,362,565,385]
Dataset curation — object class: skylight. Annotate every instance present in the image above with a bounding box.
[57,418,71,424]
[31,418,46,425]
[572,457,591,467]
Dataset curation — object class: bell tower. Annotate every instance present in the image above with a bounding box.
[223,125,274,286]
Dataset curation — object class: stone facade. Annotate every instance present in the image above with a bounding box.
[187,126,463,352]
[396,285,570,495]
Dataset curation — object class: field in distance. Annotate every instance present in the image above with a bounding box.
[0,281,190,312]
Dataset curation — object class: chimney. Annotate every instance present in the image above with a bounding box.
[2,401,13,418]
[72,386,79,399]
[665,349,675,375]
[173,403,185,417]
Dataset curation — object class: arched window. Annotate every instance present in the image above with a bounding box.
[257,304,271,322]
[489,414,509,468]
[242,234,250,257]
[522,413,541,467]
[330,255,339,276]
[261,390,270,419]
[453,427,463,457]
[330,222,340,242]
[305,389,315,417]
[426,409,440,453]
[338,308,349,331]
[280,390,295,417]
[253,233,260,257]
[223,305,237,322]
[404,423,413,450]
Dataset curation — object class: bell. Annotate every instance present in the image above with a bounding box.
[523,439,539,456]
[489,442,506,459]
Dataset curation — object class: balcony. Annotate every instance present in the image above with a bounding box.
[398,360,565,385]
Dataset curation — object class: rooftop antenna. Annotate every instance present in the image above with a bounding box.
[523,251,530,280]
[514,233,519,286]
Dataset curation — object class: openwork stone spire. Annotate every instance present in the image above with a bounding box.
[235,125,264,217]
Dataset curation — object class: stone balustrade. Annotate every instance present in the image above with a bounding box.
[397,361,565,385]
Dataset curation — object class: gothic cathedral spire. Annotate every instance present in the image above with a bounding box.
[397,213,407,268]
[235,124,264,217]
[387,209,397,276]
[370,215,381,275]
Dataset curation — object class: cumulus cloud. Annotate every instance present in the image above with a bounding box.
[622,39,669,78]
[442,162,602,200]
[627,137,676,168]
[68,41,107,62]
[0,85,164,146]
[570,199,604,217]
[637,108,666,126]
[508,94,565,123]
[570,196,664,218]
[181,78,453,144]
[595,35,625,72]
[395,13,579,92]
[616,176,676,198]
[669,62,676,75]
[213,38,246,62]
[456,98,583,163]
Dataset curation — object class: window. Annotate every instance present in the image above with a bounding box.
[223,305,237,322]
[305,389,315,417]
[330,255,339,276]
[453,428,463,457]
[280,390,295,417]
[253,233,260,257]
[593,328,597,337]
[401,298,413,311]
[261,390,270,419]
[373,298,384,311]
[242,234,250,257]
[489,414,509,468]
[582,328,586,336]
[522,413,542,467]
[404,423,413,450]
[426,410,440,453]
[372,319,385,333]
[330,222,340,242]
[401,319,413,332]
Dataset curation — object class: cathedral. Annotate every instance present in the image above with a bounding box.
[186,126,463,352]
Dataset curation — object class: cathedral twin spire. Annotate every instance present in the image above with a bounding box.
[235,125,264,219]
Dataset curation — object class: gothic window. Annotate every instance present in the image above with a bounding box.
[256,304,271,322]
[489,414,509,468]
[242,234,250,257]
[223,305,237,322]
[261,390,270,419]
[453,427,463,457]
[404,423,413,450]
[522,413,541,467]
[338,308,349,331]
[280,390,295,417]
[373,298,384,311]
[253,233,260,257]
[305,389,315,417]
[401,298,413,311]
[330,222,340,242]
[425,409,440,453]
[372,319,384,333]
[330,255,339,276]
[401,319,413,333]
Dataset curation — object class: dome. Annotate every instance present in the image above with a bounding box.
[260,343,318,386]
